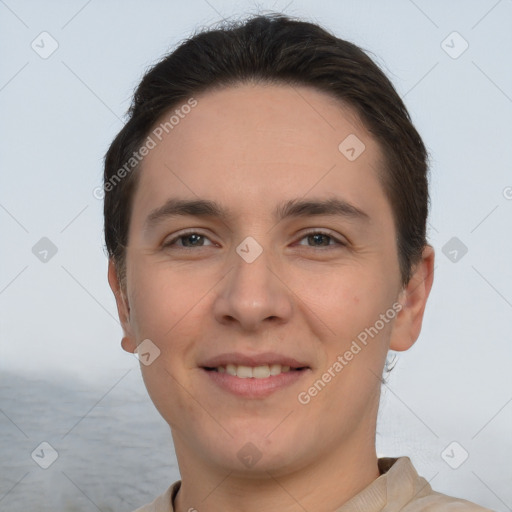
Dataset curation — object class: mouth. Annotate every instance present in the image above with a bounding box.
[203,363,308,378]
[200,353,311,398]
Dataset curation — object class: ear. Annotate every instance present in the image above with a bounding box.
[389,245,435,352]
[108,259,137,354]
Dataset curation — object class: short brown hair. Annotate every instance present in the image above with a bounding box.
[103,13,430,288]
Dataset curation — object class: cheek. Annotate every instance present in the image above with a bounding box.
[127,262,205,342]
[140,362,205,434]
[129,266,209,422]
[291,264,391,339]
[292,264,396,402]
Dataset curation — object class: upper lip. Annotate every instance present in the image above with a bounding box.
[201,352,310,369]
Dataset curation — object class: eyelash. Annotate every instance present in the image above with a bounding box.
[162,229,346,250]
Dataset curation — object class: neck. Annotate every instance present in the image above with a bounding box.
[173,432,380,512]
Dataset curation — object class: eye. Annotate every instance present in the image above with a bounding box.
[162,229,346,250]
[162,230,215,249]
[296,230,346,248]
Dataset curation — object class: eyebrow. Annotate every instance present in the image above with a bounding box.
[144,197,370,231]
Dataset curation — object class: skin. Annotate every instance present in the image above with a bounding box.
[109,83,434,512]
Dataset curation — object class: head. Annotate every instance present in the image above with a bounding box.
[105,14,434,478]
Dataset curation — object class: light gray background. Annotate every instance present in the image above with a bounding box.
[1,0,511,511]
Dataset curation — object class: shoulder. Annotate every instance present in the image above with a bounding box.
[402,490,494,511]
[386,457,493,512]
[132,481,180,512]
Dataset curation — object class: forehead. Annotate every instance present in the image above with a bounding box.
[130,83,391,229]
[158,82,374,165]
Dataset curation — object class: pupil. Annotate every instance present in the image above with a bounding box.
[309,234,329,246]
[186,234,202,246]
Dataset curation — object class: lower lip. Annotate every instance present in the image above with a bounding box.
[202,368,310,398]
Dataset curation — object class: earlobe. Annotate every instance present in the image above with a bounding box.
[389,245,435,352]
[107,259,137,353]
[121,336,136,354]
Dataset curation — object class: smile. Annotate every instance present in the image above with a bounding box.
[206,363,299,378]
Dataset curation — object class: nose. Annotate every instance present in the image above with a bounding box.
[212,245,293,332]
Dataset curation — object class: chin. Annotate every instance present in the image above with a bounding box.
[205,425,310,475]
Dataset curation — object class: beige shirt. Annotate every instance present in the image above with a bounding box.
[133,457,493,511]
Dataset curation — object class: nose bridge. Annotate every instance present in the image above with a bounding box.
[213,241,292,330]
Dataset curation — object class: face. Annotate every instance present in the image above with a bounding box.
[110,83,433,477]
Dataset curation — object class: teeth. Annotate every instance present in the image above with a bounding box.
[215,364,292,378]
[269,364,282,376]
[253,365,270,378]
[236,365,253,379]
